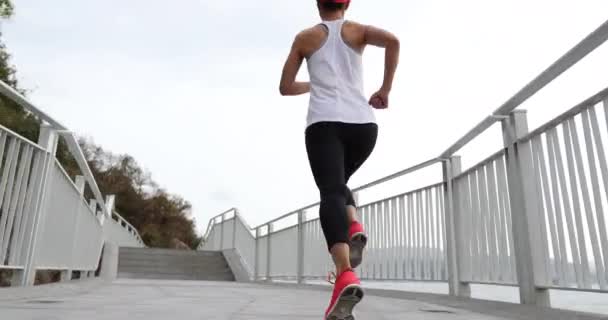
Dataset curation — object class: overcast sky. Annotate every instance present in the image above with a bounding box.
[3,1,608,232]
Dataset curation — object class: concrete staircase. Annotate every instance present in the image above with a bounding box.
[117,247,235,281]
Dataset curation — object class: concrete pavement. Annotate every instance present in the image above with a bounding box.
[0,279,604,320]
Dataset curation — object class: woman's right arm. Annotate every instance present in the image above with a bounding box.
[364,26,400,108]
[279,34,310,96]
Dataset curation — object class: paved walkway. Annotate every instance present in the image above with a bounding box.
[0,279,604,320]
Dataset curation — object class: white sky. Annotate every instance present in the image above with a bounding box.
[3,1,608,233]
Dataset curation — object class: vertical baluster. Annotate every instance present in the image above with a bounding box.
[422,189,429,279]
[495,156,509,282]
[391,198,398,279]
[530,136,556,283]
[375,202,381,280]
[563,119,592,288]
[385,200,392,279]
[415,192,422,279]
[534,135,563,283]
[378,201,385,279]
[432,188,438,279]
[571,113,607,289]
[588,107,608,284]
[496,155,516,282]
[364,205,370,279]
[10,146,35,266]
[0,140,21,257]
[407,193,414,279]
[399,195,406,279]
[428,188,436,280]
[360,205,367,278]
[478,166,491,282]
[470,170,481,281]
[4,146,33,264]
[391,197,399,278]
[2,144,31,262]
[382,200,389,278]
[546,129,570,285]
[433,187,440,280]
[551,126,584,288]
[384,200,391,279]
[461,174,474,282]
[371,203,378,279]
[439,185,448,280]
[375,202,382,279]
[581,109,608,289]
[486,160,500,282]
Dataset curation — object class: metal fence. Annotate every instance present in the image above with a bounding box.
[520,92,608,291]
[454,150,518,285]
[200,209,255,277]
[201,18,608,307]
[104,211,145,249]
[0,81,143,286]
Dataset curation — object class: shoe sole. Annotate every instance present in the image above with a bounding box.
[349,233,367,269]
[325,284,365,320]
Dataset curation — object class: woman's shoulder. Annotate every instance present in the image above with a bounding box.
[296,24,328,40]
[343,20,368,31]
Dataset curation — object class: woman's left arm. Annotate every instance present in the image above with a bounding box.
[279,34,310,96]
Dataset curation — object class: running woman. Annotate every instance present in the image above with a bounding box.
[279,0,399,319]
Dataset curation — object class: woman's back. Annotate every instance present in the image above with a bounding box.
[306,19,375,126]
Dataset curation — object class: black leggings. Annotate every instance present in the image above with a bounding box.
[305,122,378,251]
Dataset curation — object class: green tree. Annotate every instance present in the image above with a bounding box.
[0,0,13,18]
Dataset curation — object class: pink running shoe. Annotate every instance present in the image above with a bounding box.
[349,221,367,269]
[324,270,364,320]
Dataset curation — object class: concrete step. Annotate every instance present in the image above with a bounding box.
[117,248,235,282]
[117,272,235,281]
[117,266,232,274]
[118,260,229,269]
[119,247,223,257]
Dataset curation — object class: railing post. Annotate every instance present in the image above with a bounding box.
[502,110,551,306]
[101,195,115,226]
[17,124,58,286]
[443,156,471,297]
[266,223,273,282]
[297,210,305,284]
[254,227,261,281]
[220,214,225,250]
[232,209,237,249]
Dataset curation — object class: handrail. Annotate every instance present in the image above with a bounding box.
[352,158,441,192]
[0,123,47,152]
[518,86,608,144]
[59,131,108,217]
[440,18,608,158]
[0,81,67,130]
[248,158,442,230]
[0,80,109,217]
[113,210,143,242]
[202,208,237,239]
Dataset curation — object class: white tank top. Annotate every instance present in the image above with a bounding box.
[306,19,376,127]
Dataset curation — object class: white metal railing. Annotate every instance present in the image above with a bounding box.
[201,18,608,307]
[200,209,255,278]
[104,211,145,248]
[454,150,518,285]
[519,91,608,292]
[0,82,143,286]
